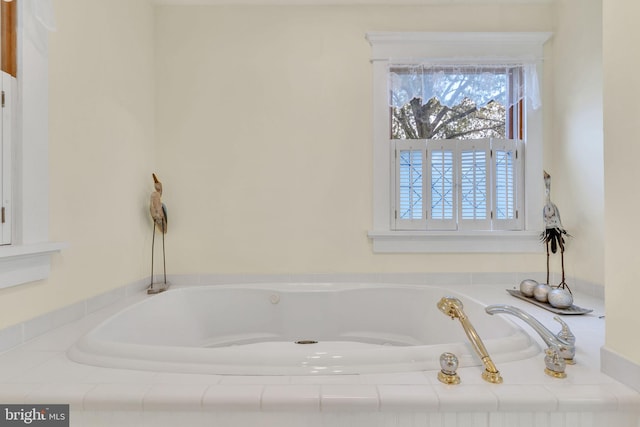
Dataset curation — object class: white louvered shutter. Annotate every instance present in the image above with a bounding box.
[491,139,523,230]
[394,140,427,230]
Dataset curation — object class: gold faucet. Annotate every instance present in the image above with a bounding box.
[437,297,503,384]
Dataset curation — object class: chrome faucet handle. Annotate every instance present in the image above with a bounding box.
[438,352,461,385]
[544,344,567,378]
[553,316,576,364]
[485,304,576,365]
[554,316,575,344]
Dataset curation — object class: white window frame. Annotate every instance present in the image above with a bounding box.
[366,32,551,253]
[0,2,66,289]
[1,71,15,245]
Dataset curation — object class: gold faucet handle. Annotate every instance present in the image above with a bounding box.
[437,297,464,319]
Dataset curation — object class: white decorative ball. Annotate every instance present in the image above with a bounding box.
[533,283,551,302]
[519,279,539,297]
[548,288,573,309]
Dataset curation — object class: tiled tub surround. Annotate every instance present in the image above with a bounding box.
[0,278,637,427]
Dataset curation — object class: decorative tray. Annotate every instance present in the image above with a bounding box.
[506,289,593,315]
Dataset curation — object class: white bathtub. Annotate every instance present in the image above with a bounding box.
[68,283,539,375]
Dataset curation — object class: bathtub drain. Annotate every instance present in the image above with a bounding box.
[295,340,318,345]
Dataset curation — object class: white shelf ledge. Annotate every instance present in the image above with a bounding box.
[0,242,68,289]
[368,230,543,253]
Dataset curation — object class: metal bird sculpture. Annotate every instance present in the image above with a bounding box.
[540,171,570,293]
[149,173,169,294]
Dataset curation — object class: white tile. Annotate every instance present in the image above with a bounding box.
[23,302,85,341]
[377,384,439,411]
[83,367,159,384]
[153,372,222,385]
[601,382,640,410]
[492,385,557,412]
[320,385,379,411]
[24,383,95,409]
[261,385,320,411]
[544,384,618,411]
[434,384,498,412]
[201,385,263,411]
[143,384,208,411]
[11,353,98,383]
[291,375,361,385]
[492,359,554,386]
[218,375,290,385]
[561,366,612,385]
[360,372,431,385]
[23,320,96,352]
[0,383,42,403]
[0,323,22,353]
[0,349,59,381]
[84,383,152,411]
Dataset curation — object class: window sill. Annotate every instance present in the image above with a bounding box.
[368,230,543,253]
[0,242,68,289]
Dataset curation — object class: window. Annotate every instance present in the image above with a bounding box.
[1,71,16,245]
[391,65,524,232]
[1,0,16,245]
[366,32,551,253]
[0,0,66,289]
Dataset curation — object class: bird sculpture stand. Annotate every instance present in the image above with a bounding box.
[149,173,169,294]
[541,171,571,294]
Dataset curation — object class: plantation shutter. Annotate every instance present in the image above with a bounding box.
[458,139,491,230]
[491,139,523,230]
[392,138,523,231]
[394,140,427,230]
[426,140,456,230]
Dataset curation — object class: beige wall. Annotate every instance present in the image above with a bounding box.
[155,4,553,276]
[603,1,640,364]
[550,0,604,286]
[3,2,614,337]
[0,0,156,327]
[0,0,631,380]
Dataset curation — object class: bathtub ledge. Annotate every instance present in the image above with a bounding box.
[0,282,638,427]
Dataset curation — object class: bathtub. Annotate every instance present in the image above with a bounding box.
[68,283,539,375]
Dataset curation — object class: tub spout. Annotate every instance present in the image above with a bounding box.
[485,304,575,364]
[437,297,503,384]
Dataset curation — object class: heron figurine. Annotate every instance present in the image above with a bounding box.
[149,173,169,294]
[541,171,571,293]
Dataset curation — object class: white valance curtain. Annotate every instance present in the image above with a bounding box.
[388,63,541,110]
